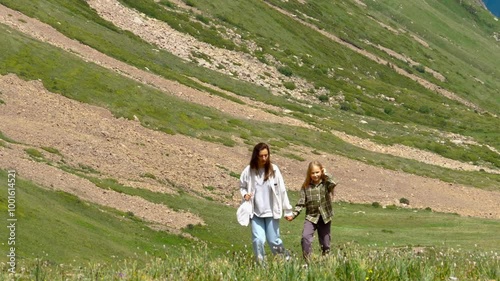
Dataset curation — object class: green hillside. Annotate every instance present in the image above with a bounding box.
[1,169,499,279]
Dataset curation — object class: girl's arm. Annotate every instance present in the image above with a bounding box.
[324,171,337,193]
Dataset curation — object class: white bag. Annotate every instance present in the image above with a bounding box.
[236,200,252,226]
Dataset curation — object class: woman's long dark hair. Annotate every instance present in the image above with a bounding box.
[250,142,274,181]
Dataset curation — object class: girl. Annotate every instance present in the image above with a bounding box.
[287,161,337,261]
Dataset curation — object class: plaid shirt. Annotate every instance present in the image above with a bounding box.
[292,175,337,224]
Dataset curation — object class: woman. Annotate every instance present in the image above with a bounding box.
[240,142,293,262]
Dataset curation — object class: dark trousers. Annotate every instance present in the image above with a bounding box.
[301,216,331,260]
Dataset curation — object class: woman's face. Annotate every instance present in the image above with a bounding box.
[310,165,322,184]
[257,149,269,168]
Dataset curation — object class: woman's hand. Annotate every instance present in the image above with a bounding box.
[285,216,293,221]
[243,193,252,201]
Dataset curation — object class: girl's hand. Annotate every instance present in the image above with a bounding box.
[243,193,252,201]
[285,216,293,221]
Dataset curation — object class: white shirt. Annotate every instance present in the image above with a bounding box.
[239,164,293,219]
[253,168,273,217]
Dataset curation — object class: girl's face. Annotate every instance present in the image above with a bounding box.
[310,165,323,184]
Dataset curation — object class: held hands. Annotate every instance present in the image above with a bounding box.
[285,216,294,221]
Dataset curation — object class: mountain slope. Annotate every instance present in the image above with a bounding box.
[0,0,499,238]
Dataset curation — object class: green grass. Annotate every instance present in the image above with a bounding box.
[0,170,194,265]
[72,174,500,254]
[0,130,18,144]
[40,146,62,156]
[265,0,500,114]
[4,245,499,280]
[327,203,500,249]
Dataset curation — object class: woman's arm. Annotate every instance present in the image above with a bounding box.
[239,166,251,198]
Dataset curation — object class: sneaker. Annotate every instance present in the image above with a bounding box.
[284,249,291,261]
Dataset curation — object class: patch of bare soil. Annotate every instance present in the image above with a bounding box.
[331,131,499,174]
[0,2,499,232]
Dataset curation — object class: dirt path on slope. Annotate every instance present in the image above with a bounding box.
[1,74,500,221]
[331,131,499,174]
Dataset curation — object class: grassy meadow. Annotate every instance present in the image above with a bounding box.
[0,171,499,280]
[0,0,499,279]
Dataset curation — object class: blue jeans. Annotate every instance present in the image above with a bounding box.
[251,216,285,261]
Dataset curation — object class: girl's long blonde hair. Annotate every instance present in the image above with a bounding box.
[301,161,327,189]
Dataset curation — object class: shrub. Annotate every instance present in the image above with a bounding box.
[400,197,410,205]
[195,14,210,25]
[25,148,44,161]
[140,173,156,179]
[372,202,381,208]
[283,81,296,90]
[418,105,431,114]
[41,146,62,155]
[318,94,329,102]
[415,64,426,73]
[340,102,351,111]
[277,66,293,77]
[384,106,394,115]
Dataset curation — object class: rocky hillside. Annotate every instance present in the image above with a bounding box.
[0,0,499,233]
